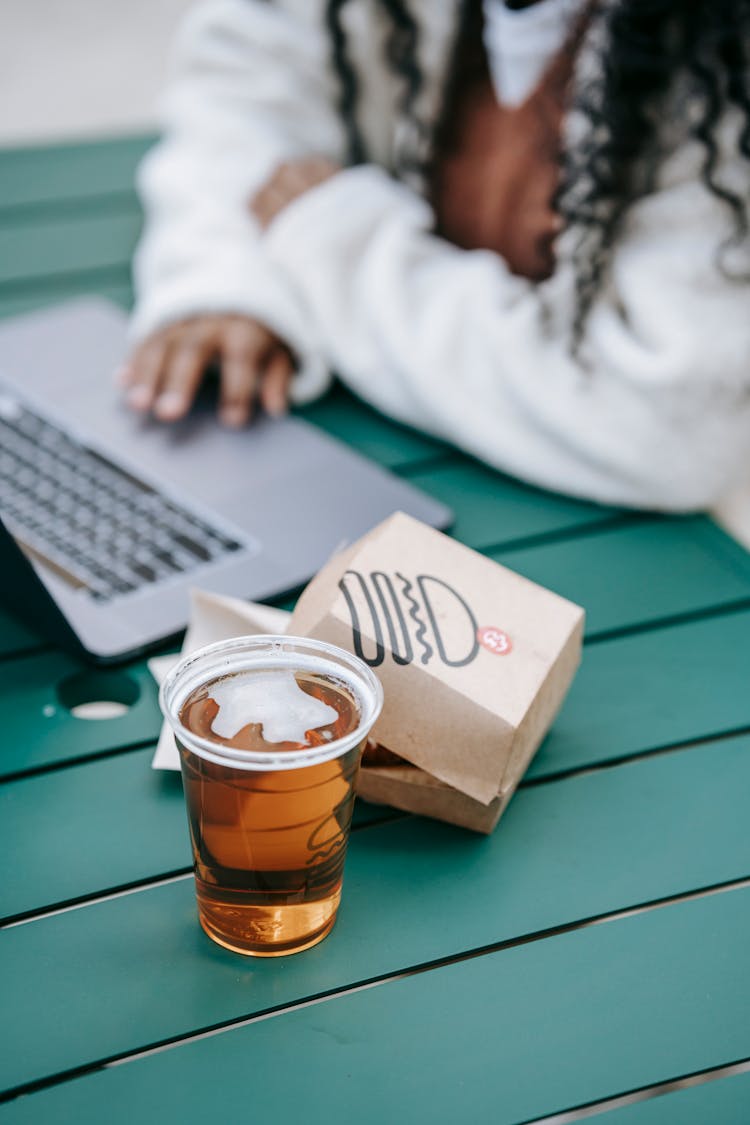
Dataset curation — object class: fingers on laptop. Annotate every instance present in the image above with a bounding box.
[120,316,293,426]
[120,333,171,413]
[121,322,205,419]
[261,348,293,418]
[155,330,213,421]
[219,318,276,428]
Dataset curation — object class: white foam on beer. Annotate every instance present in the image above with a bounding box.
[208,670,339,745]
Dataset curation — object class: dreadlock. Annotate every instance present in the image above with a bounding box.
[325,0,368,164]
[324,0,750,345]
[325,0,431,174]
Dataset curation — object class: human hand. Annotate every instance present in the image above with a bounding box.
[250,157,341,230]
[118,314,294,427]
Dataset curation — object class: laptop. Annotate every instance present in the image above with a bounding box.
[0,299,451,663]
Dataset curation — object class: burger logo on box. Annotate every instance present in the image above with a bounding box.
[338,569,512,668]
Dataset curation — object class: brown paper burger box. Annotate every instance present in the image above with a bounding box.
[290,512,584,833]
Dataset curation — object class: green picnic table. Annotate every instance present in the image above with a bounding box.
[1,136,750,1125]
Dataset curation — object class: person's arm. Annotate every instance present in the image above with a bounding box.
[129,0,343,420]
[257,148,750,511]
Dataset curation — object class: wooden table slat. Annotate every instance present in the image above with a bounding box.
[405,458,623,547]
[0,609,42,661]
[600,1071,750,1125]
[3,879,749,1123]
[2,736,749,1091]
[0,209,141,288]
[493,515,750,639]
[530,605,750,780]
[0,653,161,778]
[0,136,153,212]
[297,384,448,468]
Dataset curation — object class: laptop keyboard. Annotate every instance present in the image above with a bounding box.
[0,394,243,602]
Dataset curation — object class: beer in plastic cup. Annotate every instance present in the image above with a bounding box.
[160,635,383,956]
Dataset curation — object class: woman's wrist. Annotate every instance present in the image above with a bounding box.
[250,157,342,230]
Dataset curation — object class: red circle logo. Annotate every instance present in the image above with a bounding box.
[477,626,513,656]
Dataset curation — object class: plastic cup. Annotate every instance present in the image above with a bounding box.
[160,635,383,956]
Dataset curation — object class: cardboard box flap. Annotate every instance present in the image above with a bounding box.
[357,764,515,834]
[290,511,584,821]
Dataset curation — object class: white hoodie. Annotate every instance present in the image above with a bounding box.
[132,0,750,513]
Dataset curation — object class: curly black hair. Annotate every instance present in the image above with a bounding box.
[325,0,750,345]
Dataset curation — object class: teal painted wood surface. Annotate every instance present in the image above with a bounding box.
[0,208,140,287]
[405,458,623,549]
[493,516,750,638]
[602,1071,750,1124]
[0,748,397,920]
[2,736,749,1090]
[3,131,750,1124]
[0,750,187,918]
[0,135,152,212]
[4,884,749,1123]
[530,606,750,780]
[0,652,161,778]
[0,609,42,661]
[298,383,447,469]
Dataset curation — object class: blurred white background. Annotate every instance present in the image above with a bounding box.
[0,0,195,144]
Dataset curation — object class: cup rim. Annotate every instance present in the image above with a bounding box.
[159,634,383,771]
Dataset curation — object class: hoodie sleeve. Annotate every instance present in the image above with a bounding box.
[131,0,342,402]
[262,133,750,510]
